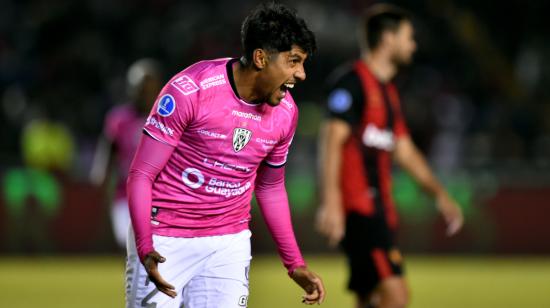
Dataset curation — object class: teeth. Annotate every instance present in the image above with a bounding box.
[284,83,294,89]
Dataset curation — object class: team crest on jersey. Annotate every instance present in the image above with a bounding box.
[232,128,252,152]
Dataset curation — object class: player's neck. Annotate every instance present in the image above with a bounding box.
[231,59,263,104]
[361,51,397,83]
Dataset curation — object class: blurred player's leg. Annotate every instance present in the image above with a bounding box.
[375,276,409,308]
[355,276,409,308]
[182,230,252,308]
[112,199,130,248]
[343,213,407,308]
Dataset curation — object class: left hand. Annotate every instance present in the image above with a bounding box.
[142,251,177,298]
[290,266,326,305]
[436,192,464,236]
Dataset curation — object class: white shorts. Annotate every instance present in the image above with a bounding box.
[125,227,252,308]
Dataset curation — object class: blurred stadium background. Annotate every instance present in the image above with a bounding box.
[1,0,550,307]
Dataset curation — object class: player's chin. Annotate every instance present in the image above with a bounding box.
[266,95,283,107]
[266,100,281,107]
[400,54,414,65]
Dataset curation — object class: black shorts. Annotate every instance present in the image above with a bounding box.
[341,212,404,295]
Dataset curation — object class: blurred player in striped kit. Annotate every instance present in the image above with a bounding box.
[91,58,163,248]
[316,4,463,308]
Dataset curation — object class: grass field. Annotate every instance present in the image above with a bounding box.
[1,255,550,308]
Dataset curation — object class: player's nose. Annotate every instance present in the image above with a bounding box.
[294,65,306,81]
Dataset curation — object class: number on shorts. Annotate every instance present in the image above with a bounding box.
[238,295,248,307]
[142,277,159,308]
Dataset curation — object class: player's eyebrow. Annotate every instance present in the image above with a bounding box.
[288,53,305,61]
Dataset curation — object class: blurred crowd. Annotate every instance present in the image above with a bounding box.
[1,0,549,178]
[1,0,549,253]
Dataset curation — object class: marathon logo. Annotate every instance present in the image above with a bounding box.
[231,110,262,122]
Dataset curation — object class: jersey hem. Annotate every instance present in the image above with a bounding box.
[143,128,177,147]
[264,160,287,168]
[152,224,249,238]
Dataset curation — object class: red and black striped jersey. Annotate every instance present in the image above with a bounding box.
[325,60,409,229]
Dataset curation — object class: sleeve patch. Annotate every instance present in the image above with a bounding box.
[170,75,200,95]
[156,94,176,117]
[328,88,352,113]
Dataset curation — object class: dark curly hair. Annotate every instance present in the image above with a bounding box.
[240,2,317,63]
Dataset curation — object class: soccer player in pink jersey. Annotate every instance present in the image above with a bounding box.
[90,58,163,248]
[125,3,325,307]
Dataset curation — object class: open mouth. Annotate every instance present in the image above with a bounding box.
[279,83,295,96]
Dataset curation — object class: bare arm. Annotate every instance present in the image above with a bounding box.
[89,135,115,187]
[393,136,463,235]
[315,119,351,246]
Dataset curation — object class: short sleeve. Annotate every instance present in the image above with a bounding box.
[388,84,409,138]
[264,109,298,168]
[143,75,197,146]
[325,70,364,127]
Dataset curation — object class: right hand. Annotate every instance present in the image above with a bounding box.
[435,192,464,236]
[142,251,177,298]
[315,201,345,247]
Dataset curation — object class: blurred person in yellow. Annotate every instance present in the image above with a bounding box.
[22,117,75,173]
[1,113,72,251]
[316,4,464,308]
[90,58,163,248]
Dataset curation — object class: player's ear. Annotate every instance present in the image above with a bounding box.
[252,49,268,70]
[381,30,396,48]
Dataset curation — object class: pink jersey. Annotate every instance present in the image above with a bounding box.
[143,58,298,238]
[104,104,145,200]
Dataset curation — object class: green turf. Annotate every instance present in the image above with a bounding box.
[1,255,549,308]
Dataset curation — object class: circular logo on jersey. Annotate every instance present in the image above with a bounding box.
[182,168,204,189]
[328,88,352,113]
[157,94,176,117]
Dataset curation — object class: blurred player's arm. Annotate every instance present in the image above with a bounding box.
[315,119,351,247]
[255,164,325,305]
[89,135,115,188]
[393,136,463,236]
[127,132,177,298]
